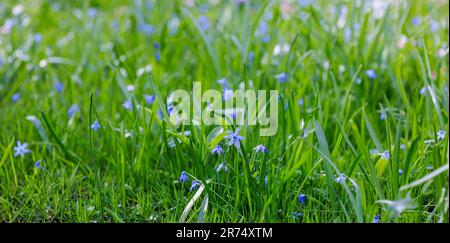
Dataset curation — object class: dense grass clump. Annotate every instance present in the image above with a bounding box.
[0,0,448,223]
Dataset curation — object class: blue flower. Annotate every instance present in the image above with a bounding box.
[254,144,268,154]
[372,215,381,223]
[365,69,377,79]
[179,171,189,183]
[145,95,155,105]
[293,212,303,220]
[264,175,268,186]
[35,160,41,168]
[122,100,133,111]
[297,194,306,205]
[55,82,64,93]
[298,98,304,106]
[12,93,20,103]
[217,78,229,87]
[426,165,433,170]
[190,180,201,191]
[430,21,440,32]
[212,145,223,155]
[335,173,346,184]
[380,112,387,120]
[153,42,160,49]
[14,140,30,158]
[398,169,403,176]
[381,150,390,160]
[298,0,312,7]
[67,104,80,118]
[216,162,228,173]
[138,23,154,36]
[87,8,98,18]
[412,16,420,26]
[34,33,42,43]
[275,72,288,83]
[91,120,100,132]
[154,53,160,62]
[248,52,254,62]
[420,86,428,95]
[437,130,446,140]
[225,129,245,149]
[198,15,209,31]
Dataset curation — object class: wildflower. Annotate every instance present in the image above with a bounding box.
[138,23,154,36]
[55,82,63,93]
[298,0,312,7]
[412,16,420,26]
[153,42,160,49]
[225,129,245,149]
[297,194,306,205]
[264,175,268,186]
[398,169,403,176]
[145,94,155,105]
[420,86,428,95]
[67,104,80,118]
[223,89,234,101]
[12,93,20,102]
[275,72,288,83]
[254,144,268,154]
[91,120,100,132]
[87,8,98,18]
[335,173,346,184]
[190,180,201,191]
[179,171,189,183]
[154,53,160,62]
[302,128,311,138]
[216,162,228,173]
[34,33,42,43]
[293,212,303,220]
[122,100,133,111]
[212,145,223,155]
[380,112,387,120]
[248,52,254,62]
[372,215,381,223]
[430,21,440,32]
[365,69,376,79]
[298,98,304,106]
[437,130,446,140]
[35,160,41,168]
[400,144,406,150]
[198,15,209,31]
[168,138,176,148]
[14,140,30,158]
[381,151,390,160]
[217,78,229,87]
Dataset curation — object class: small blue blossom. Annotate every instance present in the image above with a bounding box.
[275,72,288,83]
[372,215,381,223]
[420,86,428,95]
[398,169,403,176]
[297,194,306,205]
[138,23,154,36]
[154,52,160,62]
[298,98,304,106]
[212,145,224,155]
[380,112,387,120]
[67,104,80,118]
[12,93,20,103]
[223,89,234,101]
[14,140,31,158]
[430,21,440,32]
[35,160,41,168]
[298,0,313,7]
[225,129,245,149]
[381,150,390,160]
[91,120,100,132]
[34,33,42,43]
[293,212,303,220]
[254,144,268,154]
[437,130,446,140]
[412,16,420,26]
[122,100,133,111]
[365,69,377,79]
[261,35,271,43]
[180,171,189,183]
[87,8,98,18]
[198,15,209,31]
[190,180,201,191]
[248,52,254,62]
[216,162,228,173]
[217,78,229,87]
[335,173,346,184]
[264,175,268,187]
[400,144,406,150]
[167,105,174,116]
[153,42,160,49]
[55,82,64,93]
[145,94,155,105]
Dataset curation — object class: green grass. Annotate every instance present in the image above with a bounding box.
[0,0,448,223]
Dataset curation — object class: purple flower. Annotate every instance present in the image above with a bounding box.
[335,173,346,184]
[216,162,228,173]
[437,130,446,140]
[430,21,440,32]
[412,16,420,26]
[398,169,403,176]
[381,150,390,160]
[212,145,223,155]
[67,104,80,118]
[14,140,30,158]
[180,171,189,183]
[225,129,245,149]
[12,93,20,103]
[297,194,306,204]
[138,23,154,36]
[91,120,100,132]
[190,180,201,191]
[35,160,41,168]
[372,215,381,223]
[380,112,387,120]
[55,82,64,93]
[275,72,288,83]
[34,33,42,43]
[365,69,376,79]
[198,15,209,31]
[293,212,303,220]
[153,42,160,49]
[217,78,229,87]
[420,86,428,95]
[254,144,268,154]
[122,100,133,111]
[145,95,155,105]
[87,8,98,18]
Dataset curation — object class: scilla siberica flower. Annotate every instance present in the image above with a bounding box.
[437,130,446,140]
[254,144,268,154]
[67,104,79,118]
[14,140,30,158]
[190,180,201,191]
[12,93,20,103]
[372,215,381,223]
[216,162,228,173]
[179,171,189,183]
[381,151,390,160]
[145,95,155,105]
[297,194,306,205]
[91,120,100,132]
[365,69,376,79]
[335,173,346,184]
[122,100,133,111]
[211,145,223,155]
[275,72,288,83]
[35,160,41,168]
[225,129,245,149]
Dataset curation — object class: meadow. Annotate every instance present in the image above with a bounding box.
[0,0,448,223]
